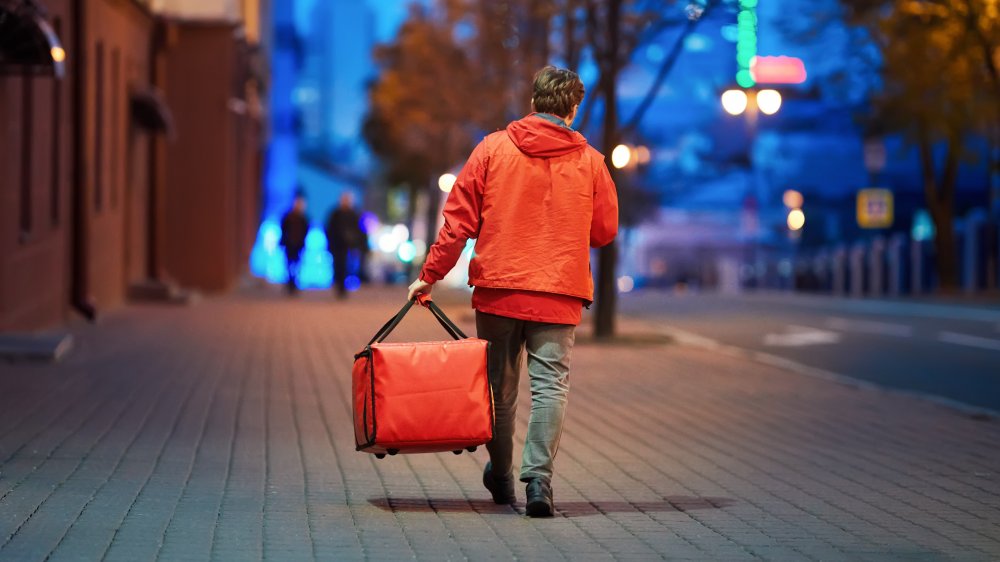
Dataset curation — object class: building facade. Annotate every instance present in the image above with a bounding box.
[0,0,264,332]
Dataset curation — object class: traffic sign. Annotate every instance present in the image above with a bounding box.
[857,188,893,229]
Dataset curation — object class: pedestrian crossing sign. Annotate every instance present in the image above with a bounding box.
[857,188,893,229]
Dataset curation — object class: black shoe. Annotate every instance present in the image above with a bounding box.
[482,462,516,505]
[525,478,553,517]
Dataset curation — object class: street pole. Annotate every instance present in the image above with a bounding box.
[594,0,621,340]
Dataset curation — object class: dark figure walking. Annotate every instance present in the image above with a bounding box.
[326,193,366,299]
[280,193,309,295]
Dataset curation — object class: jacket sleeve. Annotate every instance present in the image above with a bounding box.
[590,156,619,248]
[419,139,489,283]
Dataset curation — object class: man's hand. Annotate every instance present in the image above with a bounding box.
[407,278,433,301]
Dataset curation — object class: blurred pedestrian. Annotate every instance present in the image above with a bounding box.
[326,192,367,299]
[407,65,618,517]
[280,192,309,295]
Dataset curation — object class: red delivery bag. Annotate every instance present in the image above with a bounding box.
[353,295,494,458]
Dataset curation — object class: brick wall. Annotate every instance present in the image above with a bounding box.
[0,0,73,331]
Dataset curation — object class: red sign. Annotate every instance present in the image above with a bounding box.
[750,56,807,85]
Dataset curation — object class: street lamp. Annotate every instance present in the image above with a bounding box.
[721,88,782,118]
[782,189,803,209]
[757,89,782,115]
[438,173,456,193]
[787,208,805,231]
[721,89,749,116]
[635,145,651,165]
[611,144,632,169]
[722,86,783,289]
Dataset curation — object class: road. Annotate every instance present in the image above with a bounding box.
[618,291,1000,413]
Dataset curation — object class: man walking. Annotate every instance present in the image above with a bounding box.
[407,66,618,517]
[326,193,366,299]
[280,192,309,295]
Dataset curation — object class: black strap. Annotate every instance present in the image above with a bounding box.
[426,300,468,340]
[367,299,415,346]
[367,298,467,345]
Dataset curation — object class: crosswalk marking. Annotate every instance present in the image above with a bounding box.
[763,325,841,347]
[825,317,913,337]
[937,331,1000,353]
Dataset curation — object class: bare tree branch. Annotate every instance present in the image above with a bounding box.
[619,0,717,136]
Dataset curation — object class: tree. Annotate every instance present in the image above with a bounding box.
[573,0,720,338]
[365,0,723,333]
[363,4,499,246]
[365,2,559,246]
[789,0,999,291]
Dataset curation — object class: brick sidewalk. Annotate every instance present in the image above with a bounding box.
[0,286,998,561]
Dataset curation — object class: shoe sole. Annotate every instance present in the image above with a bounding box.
[525,499,553,517]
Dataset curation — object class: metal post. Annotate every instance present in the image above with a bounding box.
[910,238,924,295]
[868,236,885,297]
[963,208,987,293]
[887,233,905,297]
[850,242,866,298]
[832,245,846,296]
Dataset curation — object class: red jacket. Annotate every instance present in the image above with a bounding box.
[421,113,618,302]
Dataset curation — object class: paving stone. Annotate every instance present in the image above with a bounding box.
[0,287,997,560]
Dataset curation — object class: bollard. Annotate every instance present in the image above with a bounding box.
[910,238,924,295]
[868,236,886,297]
[813,252,830,293]
[887,233,906,296]
[995,216,1000,290]
[963,208,988,293]
[850,242,866,298]
[716,256,741,295]
[832,245,847,296]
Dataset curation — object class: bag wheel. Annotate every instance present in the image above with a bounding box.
[387,448,400,456]
[465,446,477,453]
[375,453,386,459]
[452,450,462,455]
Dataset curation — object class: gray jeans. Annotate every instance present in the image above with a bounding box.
[475,311,576,483]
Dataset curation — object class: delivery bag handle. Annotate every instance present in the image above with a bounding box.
[367,295,467,346]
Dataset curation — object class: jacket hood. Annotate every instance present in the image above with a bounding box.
[505,113,588,158]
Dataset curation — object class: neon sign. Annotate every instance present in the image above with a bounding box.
[751,56,807,85]
[735,0,757,88]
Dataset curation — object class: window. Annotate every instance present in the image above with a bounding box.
[20,75,34,238]
[94,41,104,211]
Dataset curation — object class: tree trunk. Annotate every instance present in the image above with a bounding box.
[425,180,441,256]
[919,136,961,291]
[932,207,960,291]
[405,182,421,278]
[563,0,580,71]
[593,0,621,339]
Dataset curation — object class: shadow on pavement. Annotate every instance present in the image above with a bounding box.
[369,495,735,517]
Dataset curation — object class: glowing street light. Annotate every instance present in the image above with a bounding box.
[787,208,805,231]
[782,189,803,209]
[50,46,66,63]
[438,173,457,193]
[634,145,651,165]
[721,89,748,116]
[611,144,632,169]
[757,89,782,115]
[397,241,417,263]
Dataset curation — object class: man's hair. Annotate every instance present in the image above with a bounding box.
[531,66,585,118]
